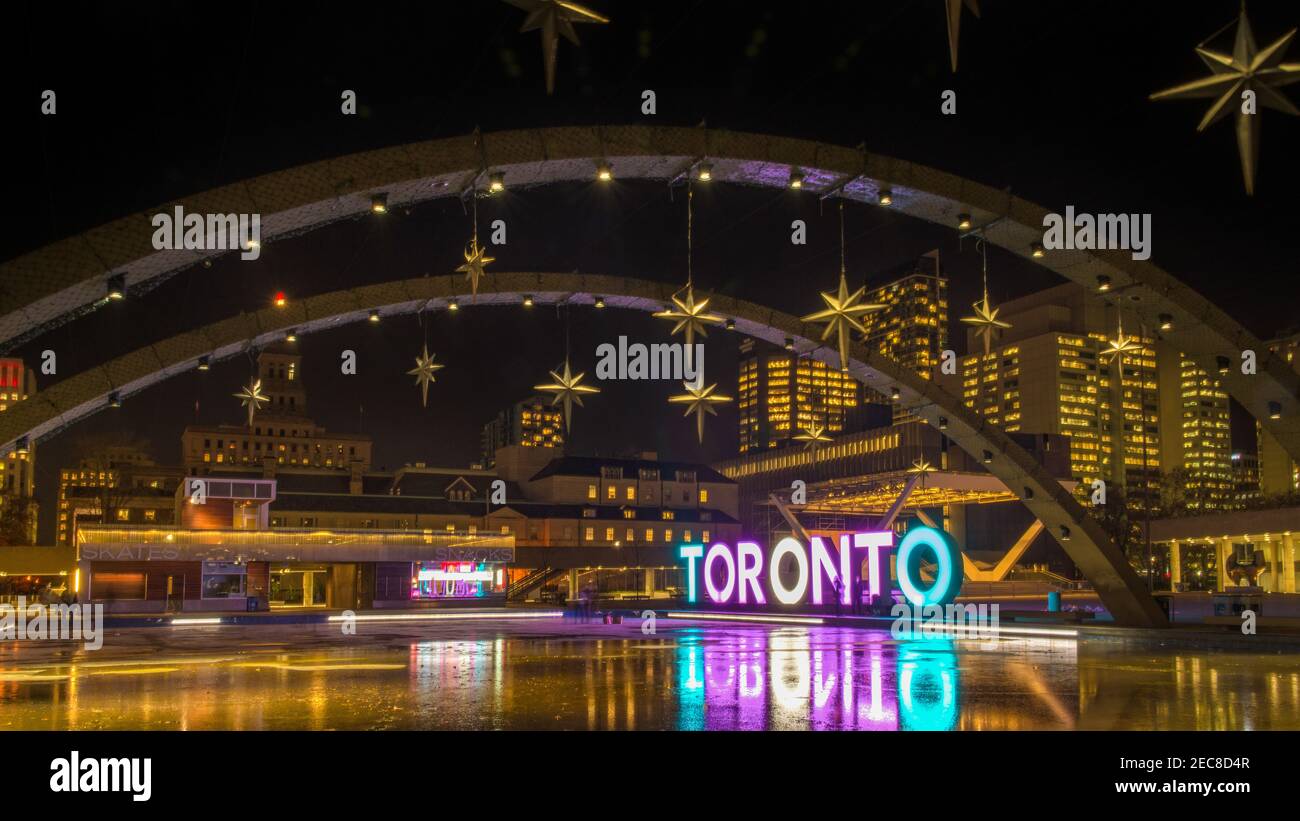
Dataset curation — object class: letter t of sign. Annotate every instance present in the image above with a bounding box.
[855,532,893,603]
[679,544,704,603]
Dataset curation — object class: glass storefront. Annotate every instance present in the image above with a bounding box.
[270,567,329,607]
[411,562,504,599]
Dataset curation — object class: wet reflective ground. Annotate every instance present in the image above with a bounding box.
[1,617,1298,730]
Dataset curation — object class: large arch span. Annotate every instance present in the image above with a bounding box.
[2,125,1296,467]
[0,271,1167,627]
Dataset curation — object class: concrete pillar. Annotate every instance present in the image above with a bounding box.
[644,569,655,597]
[1169,540,1181,590]
[1218,538,1231,591]
[1285,534,1297,594]
[568,568,579,601]
[944,504,967,548]
[1270,540,1282,593]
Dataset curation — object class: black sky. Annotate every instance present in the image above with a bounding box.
[2,1,1297,542]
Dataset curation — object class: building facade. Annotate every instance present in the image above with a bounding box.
[859,249,948,402]
[74,446,741,610]
[0,357,37,544]
[737,339,860,453]
[1258,333,1300,496]
[1158,355,1232,510]
[56,445,183,544]
[950,283,1256,511]
[182,345,372,476]
[480,395,564,467]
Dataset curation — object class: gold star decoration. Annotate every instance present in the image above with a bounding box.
[1101,313,1143,363]
[803,203,885,371]
[944,0,980,72]
[456,236,495,300]
[793,424,833,451]
[504,0,610,95]
[668,381,733,444]
[907,458,935,475]
[907,458,936,488]
[960,292,1012,356]
[406,344,446,408]
[534,359,600,433]
[802,272,885,371]
[233,379,268,426]
[961,237,1012,355]
[1150,9,1299,195]
[653,283,725,348]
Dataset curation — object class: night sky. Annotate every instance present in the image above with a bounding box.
[3,1,1297,542]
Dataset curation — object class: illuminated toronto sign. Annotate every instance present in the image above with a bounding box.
[677,526,963,610]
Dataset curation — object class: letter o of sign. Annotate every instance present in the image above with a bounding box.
[769,537,809,605]
[704,543,737,603]
[896,526,963,607]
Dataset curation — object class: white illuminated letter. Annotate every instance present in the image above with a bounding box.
[854,531,893,602]
[679,544,704,603]
[769,537,809,605]
[810,536,849,605]
[737,541,766,605]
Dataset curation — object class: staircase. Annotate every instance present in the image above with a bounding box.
[507,567,565,601]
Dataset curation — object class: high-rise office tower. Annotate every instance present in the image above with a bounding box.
[947,283,1164,503]
[1157,355,1232,510]
[860,249,949,379]
[737,339,860,453]
[481,395,565,467]
[1258,332,1300,496]
[0,357,37,544]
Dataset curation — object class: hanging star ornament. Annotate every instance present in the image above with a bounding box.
[907,458,936,488]
[793,424,833,451]
[504,0,610,95]
[801,271,885,371]
[406,344,446,408]
[1101,313,1143,363]
[456,236,495,300]
[668,381,733,444]
[944,0,980,72]
[234,379,268,426]
[1150,9,1299,195]
[653,284,725,348]
[960,288,1012,356]
[534,359,600,433]
[907,458,935,475]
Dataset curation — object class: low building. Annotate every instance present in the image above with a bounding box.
[73,447,741,611]
[1150,505,1300,593]
[57,446,184,544]
[76,478,514,613]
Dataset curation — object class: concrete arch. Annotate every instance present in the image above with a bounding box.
[0,271,1167,626]
[2,126,1295,467]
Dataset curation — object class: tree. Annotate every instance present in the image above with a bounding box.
[0,496,37,546]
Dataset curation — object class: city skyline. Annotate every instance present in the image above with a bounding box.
[3,1,1300,757]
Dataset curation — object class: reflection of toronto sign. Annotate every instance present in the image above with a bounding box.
[677,526,963,609]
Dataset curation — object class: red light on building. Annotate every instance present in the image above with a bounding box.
[0,358,23,389]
